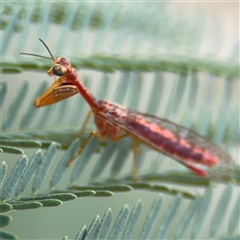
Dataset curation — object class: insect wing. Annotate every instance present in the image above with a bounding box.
[102,107,234,172]
[133,112,234,164]
[34,77,78,107]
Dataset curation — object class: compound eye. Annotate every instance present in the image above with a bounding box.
[52,64,67,76]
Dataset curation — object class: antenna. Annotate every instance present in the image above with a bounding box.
[38,39,55,61]
[20,39,55,61]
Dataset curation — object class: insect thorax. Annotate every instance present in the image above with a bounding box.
[93,100,127,139]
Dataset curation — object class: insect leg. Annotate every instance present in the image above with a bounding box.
[77,110,93,136]
[110,133,141,181]
[110,132,129,141]
[67,130,103,166]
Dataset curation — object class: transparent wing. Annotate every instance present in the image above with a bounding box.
[103,106,234,165]
[139,112,234,163]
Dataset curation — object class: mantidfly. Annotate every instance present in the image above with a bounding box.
[21,39,234,180]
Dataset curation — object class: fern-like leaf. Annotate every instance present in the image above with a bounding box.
[66,184,240,239]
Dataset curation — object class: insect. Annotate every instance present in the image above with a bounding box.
[21,39,234,180]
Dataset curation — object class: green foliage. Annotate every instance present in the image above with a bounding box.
[65,190,240,239]
[1,1,239,239]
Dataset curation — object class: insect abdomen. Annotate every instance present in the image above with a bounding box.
[125,115,219,166]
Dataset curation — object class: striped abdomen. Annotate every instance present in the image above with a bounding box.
[118,114,219,167]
